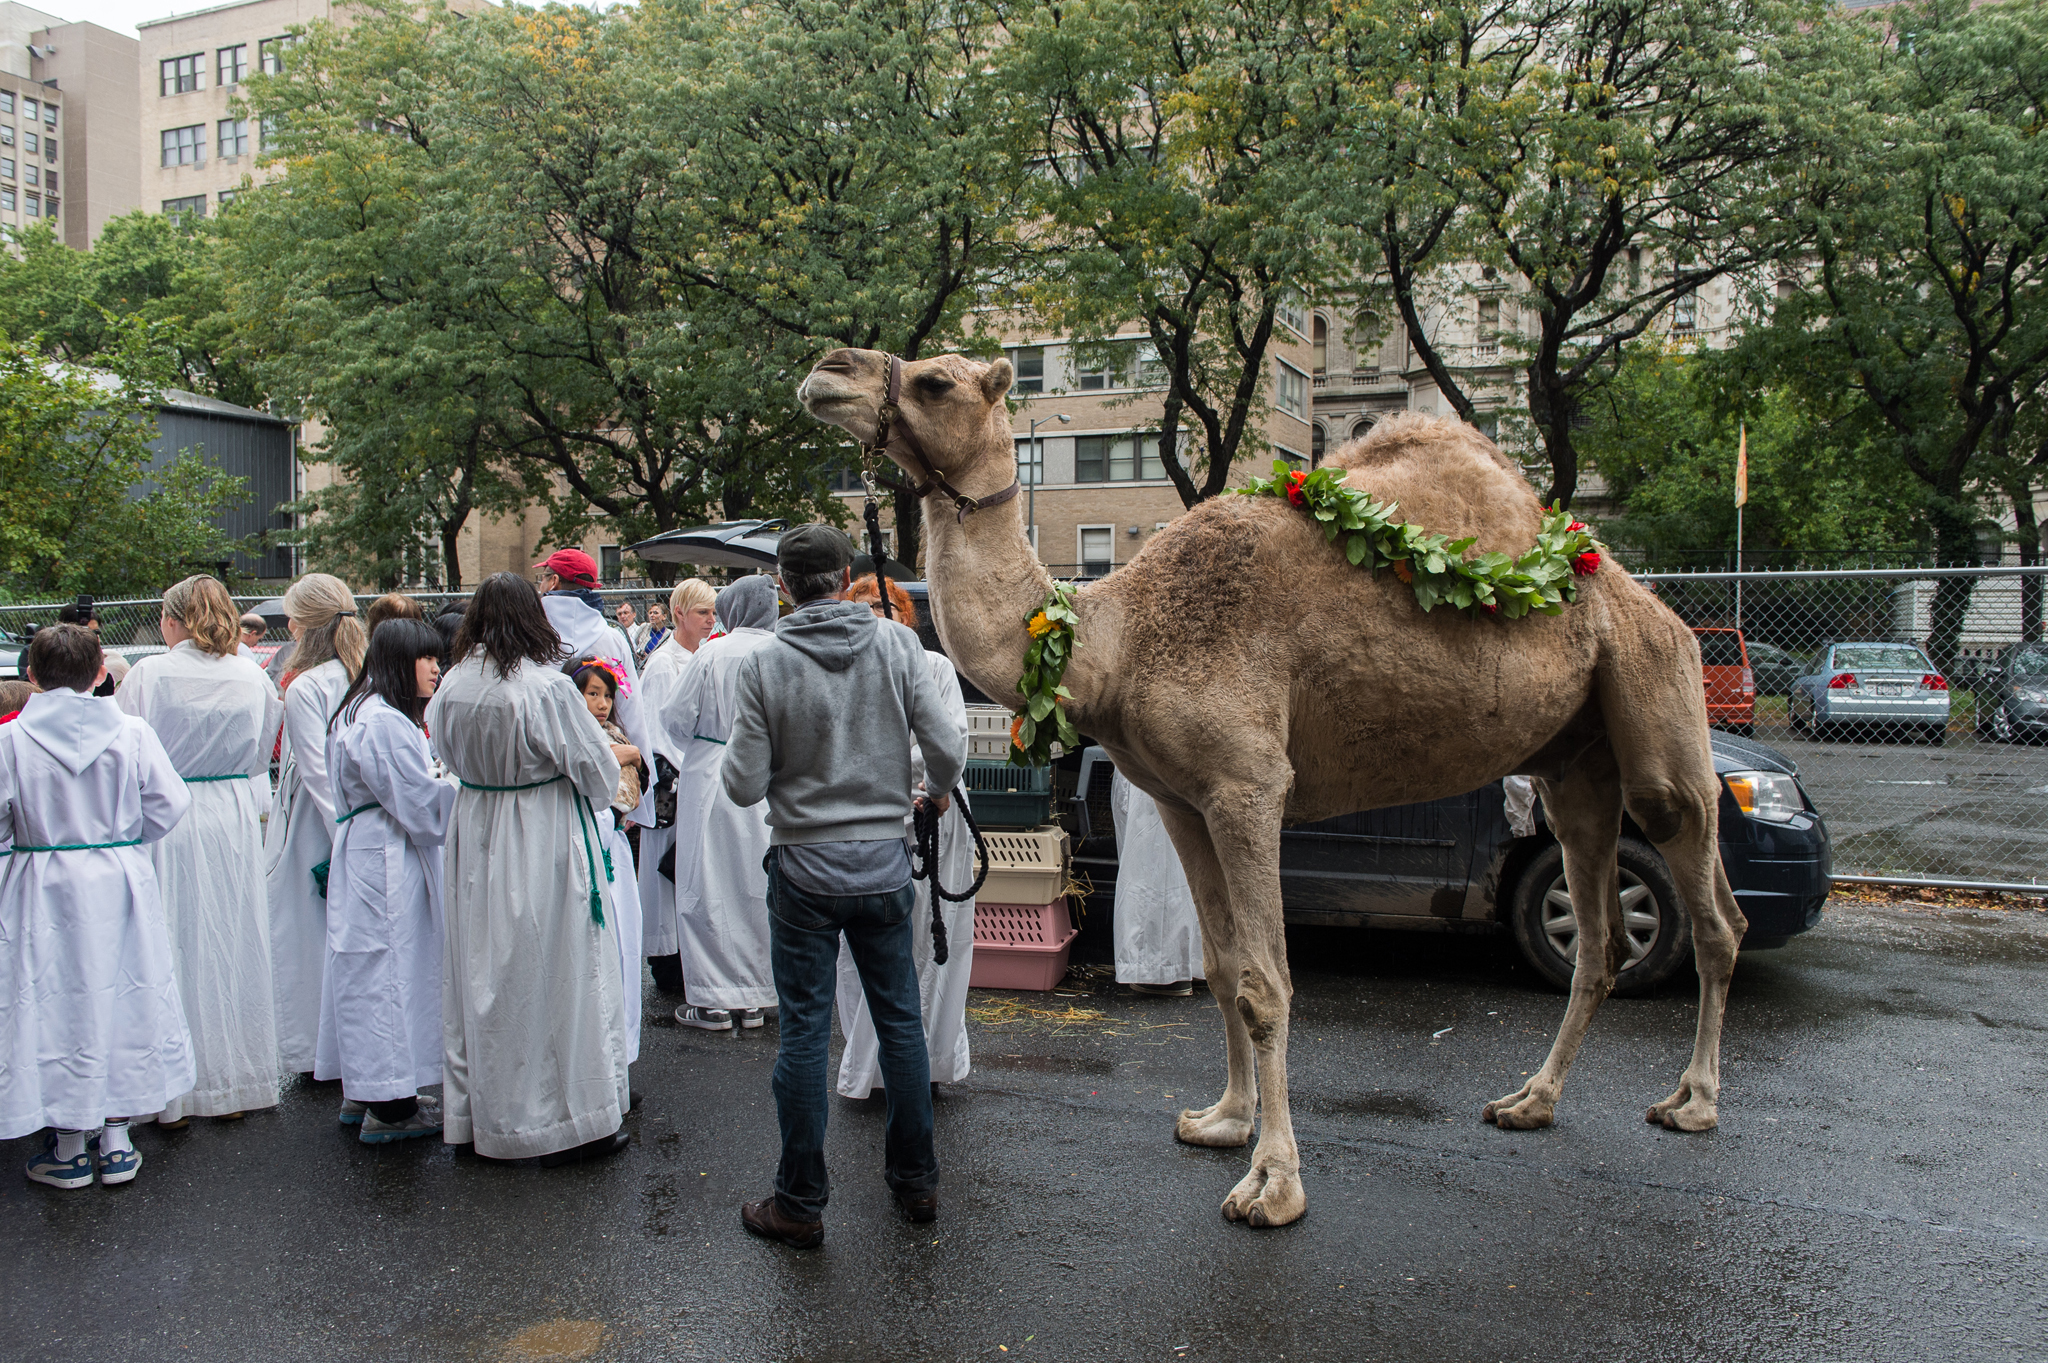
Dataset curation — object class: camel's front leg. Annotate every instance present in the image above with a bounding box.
[1486,756,1624,1131]
[1193,783,1303,1227]
[1155,803,1254,1148]
[1636,793,1747,1132]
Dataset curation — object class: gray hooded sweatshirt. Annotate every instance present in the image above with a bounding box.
[721,599,967,855]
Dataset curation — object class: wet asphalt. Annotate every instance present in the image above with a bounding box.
[4,897,2045,1363]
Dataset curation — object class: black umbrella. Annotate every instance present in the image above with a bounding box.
[248,597,290,626]
[852,553,917,582]
[627,519,787,570]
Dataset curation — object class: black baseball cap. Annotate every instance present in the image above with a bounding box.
[776,524,855,578]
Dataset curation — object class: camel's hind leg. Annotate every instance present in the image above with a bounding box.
[1623,776,1748,1132]
[1154,802,1255,1150]
[1485,745,1625,1130]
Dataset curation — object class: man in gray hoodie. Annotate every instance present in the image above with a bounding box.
[721,525,967,1249]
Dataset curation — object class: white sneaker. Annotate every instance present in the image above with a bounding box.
[359,1104,444,1145]
[737,1008,767,1029]
[675,1006,734,1031]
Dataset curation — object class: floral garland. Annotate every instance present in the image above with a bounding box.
[1006,466,1601,764]
[1008,583,1080,767]
[1240,462,1600,618]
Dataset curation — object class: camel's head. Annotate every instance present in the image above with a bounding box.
[798,348,1015,485]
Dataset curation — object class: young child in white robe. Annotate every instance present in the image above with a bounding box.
[1111,770,1206,996]
[567,656,646,1064]
[318,620,456,1144]
[1,625,194,1189]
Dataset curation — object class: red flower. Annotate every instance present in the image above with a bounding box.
[1285,470,1308,507]
[1567,520,1586,533]
[1572,550,1600,576]
[1482,600,1499,614]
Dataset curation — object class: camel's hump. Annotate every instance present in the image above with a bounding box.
[1320,411,1543,550]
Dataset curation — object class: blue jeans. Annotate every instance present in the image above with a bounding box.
[765,852,937,1222]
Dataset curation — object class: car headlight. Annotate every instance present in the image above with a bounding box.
[1725,770,1803,823]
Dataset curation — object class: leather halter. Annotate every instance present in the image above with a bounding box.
[867,355,1023,524]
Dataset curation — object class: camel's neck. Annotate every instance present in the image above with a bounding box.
[920,439,1065,715]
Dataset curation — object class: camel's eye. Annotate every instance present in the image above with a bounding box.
[915,374,957,397]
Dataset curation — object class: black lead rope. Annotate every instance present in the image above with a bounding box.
[911,787,989,965]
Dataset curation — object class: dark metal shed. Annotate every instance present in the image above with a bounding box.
[147,389,296,580]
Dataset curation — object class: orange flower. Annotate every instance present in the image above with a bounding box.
[1027,611,1054,638]
[1285,470,1309,507]
[1010,715,1025,746]
[1391,559,1414,584]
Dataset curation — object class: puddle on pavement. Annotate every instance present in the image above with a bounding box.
[504,1320,606,1360]
[1312,1089,1446,1121]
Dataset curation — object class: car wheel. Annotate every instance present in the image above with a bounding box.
[1787,696,1809,734]
[1991,703,2017,743]
[1508,839,1691,997]
[1925,724,1946,747]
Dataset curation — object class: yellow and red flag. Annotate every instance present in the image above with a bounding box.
[1734,423,1748,508]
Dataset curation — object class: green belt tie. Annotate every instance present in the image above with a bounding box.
[336,801,381,824]
[310,802,385,898]
[456,773,613,926]
[183,773,250,783]
[5,838,145,855]
[692,734,726,745]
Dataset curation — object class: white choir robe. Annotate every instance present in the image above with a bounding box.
[314,697,455,1102]
[599,805,640,1065]
[118,642,285,1119]
[836,649,977,1097]
[1111,771,1207,985]
[634,636,696,960]
[0,690,196,1137]
[265,658,352,1072]
[427,656,627,1159]
[666,627,778,1013]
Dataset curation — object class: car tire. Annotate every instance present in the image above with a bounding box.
[1787,694,1809,734]
[1507,839,1692,997]
[1925,725,1946,747]
[1991,703,2017,744]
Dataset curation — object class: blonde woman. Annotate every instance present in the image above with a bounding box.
[117,575,284,1125]
[263,573,367,1076]
[637,577,714,992]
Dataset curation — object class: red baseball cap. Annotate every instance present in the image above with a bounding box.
[535,548,600,587]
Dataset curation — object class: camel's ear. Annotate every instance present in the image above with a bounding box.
[979,357,1013,404]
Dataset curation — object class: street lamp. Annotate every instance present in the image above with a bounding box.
[1027,411,1070,558]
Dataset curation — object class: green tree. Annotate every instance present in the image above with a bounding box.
[990,0,1333,506]
[0,323,252,598]
[1755,0,2048,668]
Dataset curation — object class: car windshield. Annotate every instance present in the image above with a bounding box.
[2008,646,2048,678]
[1832,645,1930,672]
[1695,631,1746,666]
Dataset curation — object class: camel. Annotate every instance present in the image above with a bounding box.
[798,348,1748,1228]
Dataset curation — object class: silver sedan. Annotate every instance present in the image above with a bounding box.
[1789,642,1951,744]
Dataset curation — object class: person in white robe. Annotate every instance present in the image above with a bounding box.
[564,655,648,1067]
[660,574,781,1030]
[1111,769,1206,995]
[263,574,366,1075]
[428,572,629,1166]
[837,589,976,1097]
[1,625,193,1188]
[316,620,456,1142]
[116,575,285,1123]
[636,578,718,994]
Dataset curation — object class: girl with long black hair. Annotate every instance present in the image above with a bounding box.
[315,619,456,1142]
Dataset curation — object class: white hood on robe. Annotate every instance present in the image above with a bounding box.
[14,688,124,775]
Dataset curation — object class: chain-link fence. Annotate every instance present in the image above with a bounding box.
[1639,566,2048,891]
[5,570,2044,889]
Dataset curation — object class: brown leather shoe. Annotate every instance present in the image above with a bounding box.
[741,1197,823,1249]
[895,1190,938,1224]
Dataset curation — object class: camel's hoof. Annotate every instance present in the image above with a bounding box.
[1483,1092,1554,1130]
[1176,1104,1253,1149]
[1647,1090,1719,1132]
[1221,1165,1304,1227]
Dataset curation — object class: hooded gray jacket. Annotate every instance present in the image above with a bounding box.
[721,599,967,846]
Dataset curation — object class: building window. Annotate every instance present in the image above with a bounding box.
[599,545,623,583]
[218,118,248,159]
[1135,342,1166,388]
[1274,361,1308,420]
[1475,412,1500,442]
[1014,437,1042,487]
[41,137,52,162]
[23,193,37,217]
[1672,291,1697,333]
[42,103,54,129]
[1476,297,1501,359]
[0,125,11,146]
[0,92,12,115]
[42,172,53,194]
[162,195,207,220]
[259,116,281,151]
[23,99,37,123]
[0,158,12,180]
[1351,417,1375,440]
[820,461,862,494]
[22,130,36,155]
[43,196,56,219]
[1275,293,1309,338]
[1073,346,1121,392]
[218,44,247,88]
[1074,434,1165,483]
[161,53,203,96]
[161,125,206,168]
[23,164,35,187]
[1311,315,1327,376]
[1008,345,1044,394]
[1078,526,1114,577]
[259,36,296,76]
[1628,246,1642,290]
[217,188,238,207]
[1310,423,1326,466]
[0,187,13,212]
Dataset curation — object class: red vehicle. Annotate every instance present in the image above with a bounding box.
[1694,628,1755,735]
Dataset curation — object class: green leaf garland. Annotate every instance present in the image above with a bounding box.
[1008,582,1080,766]
[1238,461,1602,618]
